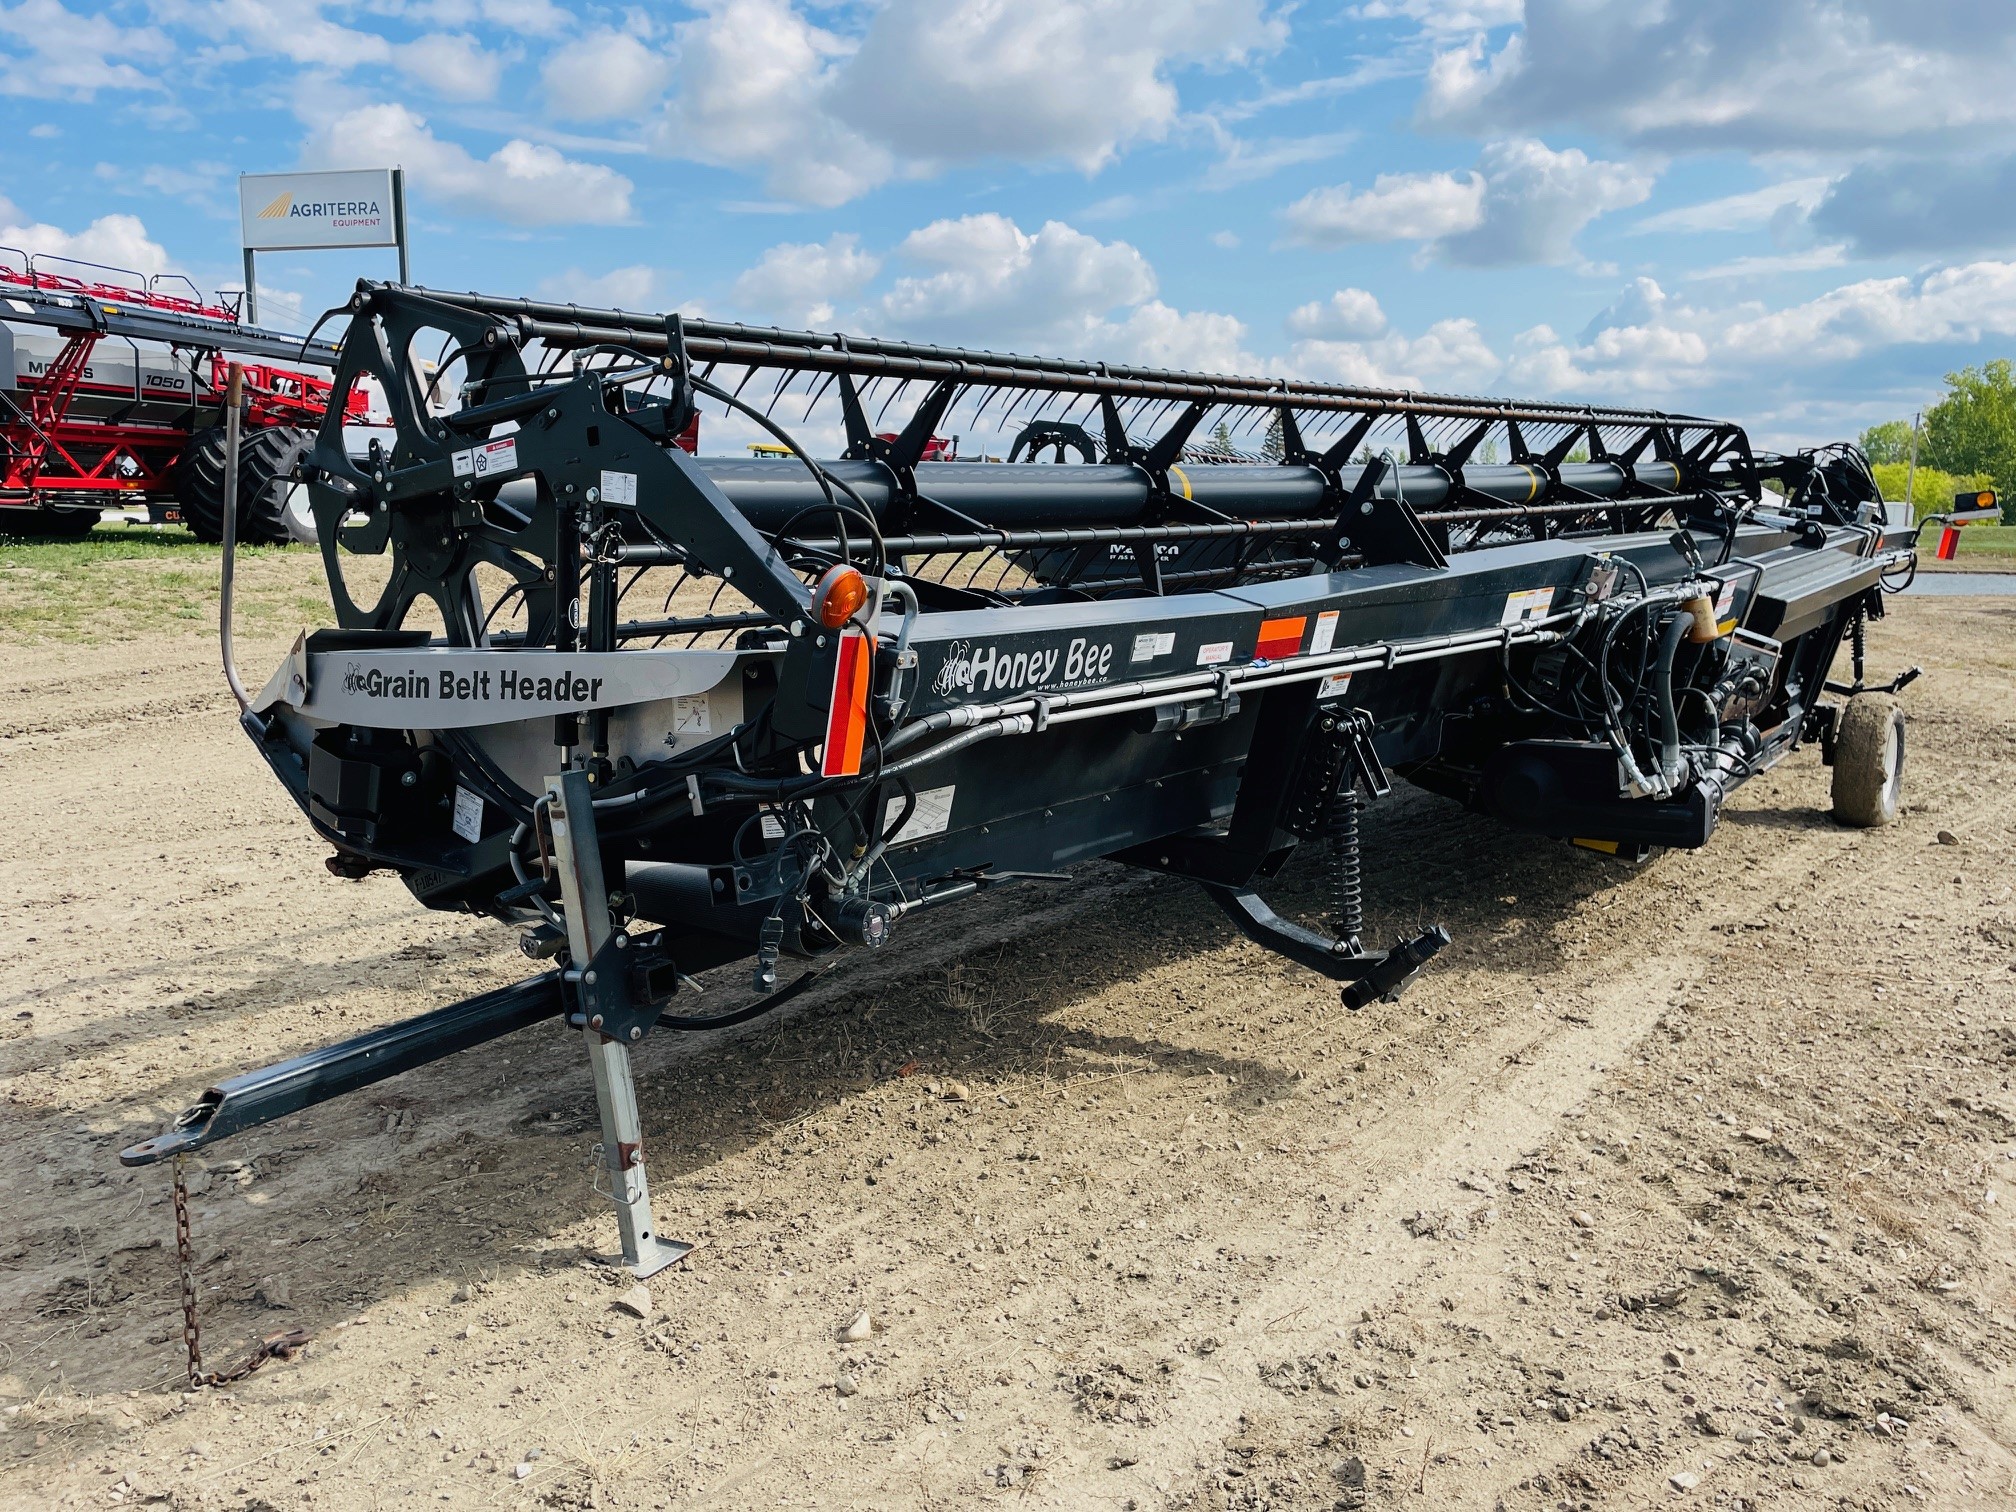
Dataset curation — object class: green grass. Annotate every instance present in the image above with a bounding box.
[0,521,334,644]
[1952,523,2016,558]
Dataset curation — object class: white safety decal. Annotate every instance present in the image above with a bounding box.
[1196,641,1233,667]
[671,692,712,736]
[1500,586,1555,626]
[451,787,484,843]
[600,469,638,506]
[1130,630,1176,663]
[1311,609,1341,655]
[895,785,957,845]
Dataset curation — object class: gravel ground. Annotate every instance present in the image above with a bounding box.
[2,594,2013,1511]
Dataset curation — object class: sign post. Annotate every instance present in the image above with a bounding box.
[236,168,407,324]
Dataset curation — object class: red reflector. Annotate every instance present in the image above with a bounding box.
[820,632,872,778]
[1936,526,1960,561]
[1255,615,1307,660]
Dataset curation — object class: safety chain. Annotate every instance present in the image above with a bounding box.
[171,1153,311,1390]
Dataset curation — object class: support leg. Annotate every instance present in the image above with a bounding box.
[546,770,693,1278]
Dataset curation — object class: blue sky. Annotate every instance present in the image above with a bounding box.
[3,0,2012,450]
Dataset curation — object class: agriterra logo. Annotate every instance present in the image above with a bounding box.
[256,192,382,221]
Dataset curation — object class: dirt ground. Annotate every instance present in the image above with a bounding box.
[3,591,2015,1512]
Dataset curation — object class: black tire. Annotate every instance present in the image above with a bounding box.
[236,427,314,545]
[1832,694,1905,827]
[171,426,312,545]
[1,506,103,538]
[171,427,230,543]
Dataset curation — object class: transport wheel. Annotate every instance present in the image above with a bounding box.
[1831,693,1905,827]
[1,506,102,538]
[172,427,311,545]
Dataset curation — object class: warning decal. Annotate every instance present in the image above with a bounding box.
[1310,609,1341,655]
[894,785,957,845]
[1499,586,1556,626]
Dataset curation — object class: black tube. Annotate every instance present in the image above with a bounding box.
[1652,611,1691,791]
[119,972,565,1165]
[661,457,1681,532]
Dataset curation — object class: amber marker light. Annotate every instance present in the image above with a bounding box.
[816,564,870,629]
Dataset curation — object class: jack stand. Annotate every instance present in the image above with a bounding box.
[546,770,694,1279]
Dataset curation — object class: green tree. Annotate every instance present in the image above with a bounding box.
[1870,461,1996,520]
[1209,419,1236,456]
[1922,359,2016,507]
[1260,413,1285,463]
[1858,419,1914,465]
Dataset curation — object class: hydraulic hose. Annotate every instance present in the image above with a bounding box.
[1651,609,1692,794]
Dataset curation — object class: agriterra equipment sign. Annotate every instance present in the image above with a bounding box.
[239,169,400,251]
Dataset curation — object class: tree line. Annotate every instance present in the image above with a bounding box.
[1860,360,2014,522]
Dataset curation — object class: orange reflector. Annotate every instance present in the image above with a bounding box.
[820,632,872,778]
[815,564,869,629]
[1255,615,1306,660]
[1980,491,1997,508]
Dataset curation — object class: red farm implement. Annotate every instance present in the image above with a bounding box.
[0,249,356,541]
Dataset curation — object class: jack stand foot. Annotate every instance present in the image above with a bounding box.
[596,1236,696,1280]
[549,770,695,1278]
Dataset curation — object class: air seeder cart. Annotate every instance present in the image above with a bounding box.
[0,249,357,540]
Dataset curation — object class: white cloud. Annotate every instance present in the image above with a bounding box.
[395,0,570,34]
[732,234,882,326]
[1283,138,1649,265]
[543,28,669,121]
[1633,177,1831,236]
[1418,1,2016,153]
[396,32,505,103]
[1497,261,2016,407]
[0,0,170,99]
[1352,0,1522,32]
[1289,318,1499,392]
[877,214,1157,351]
[1681,246,1850,283]
[658,0,889,209]
[830,0,1284,173]
[163,0,388,68]
[1435,138,1653,267]
[156,3,503,99]
[1110,302,1258,374]
[1198,129,1357,191]
[532,265,665,309]
[1282,170,1485,247]
[657,0,1283,206]
[1287,288,1389,341]
[0,205,173,277]
[305,104,634,227]
[1722,262,2016,365]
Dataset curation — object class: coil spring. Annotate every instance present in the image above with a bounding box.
[1850,604,1867,684]
[1323,780,1366,949]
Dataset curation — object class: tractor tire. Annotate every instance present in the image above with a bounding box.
[1831,693,1906,828]
[172,426,311,546]
[171,427,230,543]
[2,506,103,538]
[235,427,314,545]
